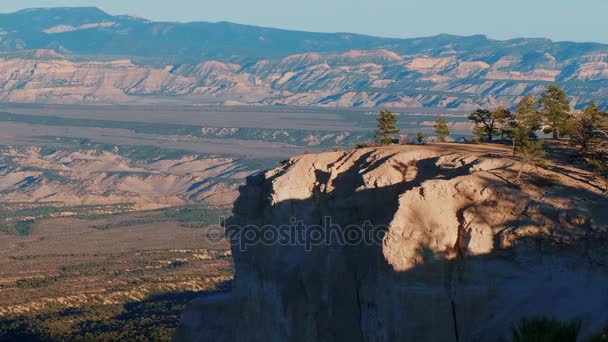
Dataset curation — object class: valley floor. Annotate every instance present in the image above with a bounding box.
[0,210,233,340]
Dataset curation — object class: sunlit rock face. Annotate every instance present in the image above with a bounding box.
[175,144,608,342]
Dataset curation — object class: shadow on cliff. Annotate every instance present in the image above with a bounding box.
[222,149,608,342]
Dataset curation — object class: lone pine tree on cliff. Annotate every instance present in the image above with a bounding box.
[375,109,400,145]
[433,117,450,142]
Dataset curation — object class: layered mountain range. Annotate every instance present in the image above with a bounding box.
[0,7,607,109]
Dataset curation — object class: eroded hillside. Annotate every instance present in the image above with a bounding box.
[0,49,606,109]
[0,145,254,233]
[0,8,606,109]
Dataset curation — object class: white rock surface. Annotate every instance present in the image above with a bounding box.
[175,144,608,341]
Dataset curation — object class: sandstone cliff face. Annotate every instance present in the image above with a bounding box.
[176,144,608,341]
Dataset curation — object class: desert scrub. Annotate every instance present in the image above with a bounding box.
[162,205,230,228]
[15,275,62,289]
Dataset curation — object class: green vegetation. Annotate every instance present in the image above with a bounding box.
[0,204,133,236]
[494,107,515,141]
[0,282,231,342]
[162,205,231,228]
[540,85,571,139]
[515,94,542,136]
[433,117,450,142]
[512,123,545,181]
[468,107,514,142]
[14,220,35,236]
[416,131,425,144]
[568,103,605,153]
[511,317,581,342]
[566,102,608,192]
[15,275,62,289]
[374,110,400,145]
[567,103,608,192]
[467,86,607,188]
[88,205,230,231]
[0,203,229,236]
[512,94,545,181]
[90,218,164,231]
[468,109,495,142]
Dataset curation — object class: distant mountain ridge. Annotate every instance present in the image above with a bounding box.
[0,7,606,109]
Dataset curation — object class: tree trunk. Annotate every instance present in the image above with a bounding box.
[516,160,526,180]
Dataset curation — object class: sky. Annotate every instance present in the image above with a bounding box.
[1,0,607,44]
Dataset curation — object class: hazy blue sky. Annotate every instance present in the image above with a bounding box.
[2,0,607,43]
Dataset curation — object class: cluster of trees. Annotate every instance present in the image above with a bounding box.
[373,85,608,190]
[374,110,451,145]
[467,85,608,188]
[466,86,576,142]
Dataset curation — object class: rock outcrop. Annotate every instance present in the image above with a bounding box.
[176,144,608,341]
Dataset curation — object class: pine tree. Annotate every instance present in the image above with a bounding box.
[540,85,571,139]
[416,131,425,144]
[472,126,485,143]
[493,107,515,141]
[468,109,496,142]
[568,103,605,153]
[588,108,608,193]
[512,123,546,180]
[515,94,542,137]
[374,110,400,145]
[433,117,450,142]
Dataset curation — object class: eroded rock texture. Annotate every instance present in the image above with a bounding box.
[176,144,608,342]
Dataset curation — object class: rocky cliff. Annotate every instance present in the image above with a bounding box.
[176,144,608,341]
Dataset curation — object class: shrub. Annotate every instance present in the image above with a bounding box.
[511,317,581,342]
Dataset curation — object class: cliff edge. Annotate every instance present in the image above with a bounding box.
[175,143,608,341]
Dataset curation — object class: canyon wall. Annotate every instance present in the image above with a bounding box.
[176,145,608,341]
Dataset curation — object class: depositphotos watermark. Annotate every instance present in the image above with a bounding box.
[204,217,387,252]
